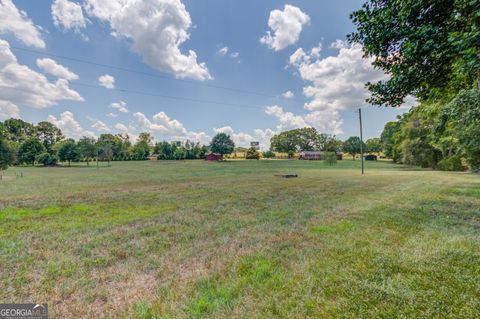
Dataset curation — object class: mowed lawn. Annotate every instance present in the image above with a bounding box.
[1,160,479,318]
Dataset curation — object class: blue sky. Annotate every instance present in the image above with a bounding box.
[0,0,409,147]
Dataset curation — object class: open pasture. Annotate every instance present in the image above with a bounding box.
[1,160,479,318]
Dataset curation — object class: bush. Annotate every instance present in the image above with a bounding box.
[324,152,337,165]
[36,152,58,166]
[437,155,466,171]
[246,147,260,160]
[263,150,275,158]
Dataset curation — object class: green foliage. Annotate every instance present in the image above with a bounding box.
[210,133,235,156]
[342,136,364,160]
[349,0,480,107]
[18,138,46,165]
[270,128,335,153]
[35,152,58,166]
[365,138,381,153]
[133,140,150,159]
[446,89,480,170]
[245,147,260,160]
[1,118,35,144]
[77,137,97,166]
[263,150,275,158]
[324,152,337,165]
[58,140,80,166]
[35,121,63,154]
[437,155,466,171]
[0,139,15,170]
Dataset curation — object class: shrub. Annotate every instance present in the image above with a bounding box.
[324,152,337,165]
[263,150,275,158]
[246,147,260,160]
[36,152,58,166]
[437,155,466,171]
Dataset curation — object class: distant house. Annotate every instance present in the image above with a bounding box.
[364,154,377,161]
[205,153,222,162]
[336,152,343,160]
[299,151,323,160]
[147,154,158,161]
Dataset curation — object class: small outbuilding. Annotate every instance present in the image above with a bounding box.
[336,152,343,160]
[364,154,378,161]
[205,153,222,162]
[299,151,323,160]
[147,154,158,161]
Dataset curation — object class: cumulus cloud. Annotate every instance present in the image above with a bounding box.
[288,40,389,134]
[51,0,87,36]
[260,5,310,51]
[133,111,210,144]
[48,111,94,139]
[265,105,309,132]
[36,58,79,80]
[0,100,19,120]
[98,74,115,89]
[106,112,118,118]
[110,100,128,113]
[85,0,211,80]
[92,120,110,132]
[0,40,84,109]
[0,0,45,48]
[281,90,294,99]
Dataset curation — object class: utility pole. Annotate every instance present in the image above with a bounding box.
[359,108,364,175]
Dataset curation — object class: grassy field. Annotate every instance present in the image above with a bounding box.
[1,160,479,318]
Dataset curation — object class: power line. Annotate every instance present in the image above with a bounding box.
[8,44,291,100]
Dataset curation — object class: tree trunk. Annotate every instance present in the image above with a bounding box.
[68,160,71,167]
[86,159,89,167]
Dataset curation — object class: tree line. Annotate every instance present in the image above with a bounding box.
[349,0,480,171]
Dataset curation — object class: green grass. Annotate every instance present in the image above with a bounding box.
[0,160,479,318]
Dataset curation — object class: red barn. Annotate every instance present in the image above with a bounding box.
[205,153,222,162]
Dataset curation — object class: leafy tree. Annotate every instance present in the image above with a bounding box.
[133,140,150,159]
[349,0,480,107]
[77,136,97,166]
[245,147,260,159]
[99,144,113,166]
[380,121,402,160]
[2,118,35,144]
[445,89,480,170]
[58,140,80,166]
[210,133,234,156]
[138,132,154,145]
[35,121,63,154]
[263,150,275,158]
[154,141,175,160]
[365,138,382,153]
[18,138,45,165]
[36,152,58,166]
[0,139,15,171]
[270,128,319,153]
[318,133,341,152]
[173,147,187,160]
[324,152,338,165]
[342,136,364,160]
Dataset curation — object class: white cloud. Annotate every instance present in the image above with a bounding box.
[98,74,115,89]
[110,100,128,113]
[217,46,228,56]
[51,0,87,36]
[48,111,94,139]
[265,105,309,132]
[260,5,309,51]
[281,90,294,99]
[0,100,19,120]
[0,40,84,109]
[92,120,110,132]
[230,52,239,58]
[288,40,389,134]
[36,58,79,80]
[106,112,118,118]
[0,0,45,48]
[133,111,210,144]
[85,0,211,81]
